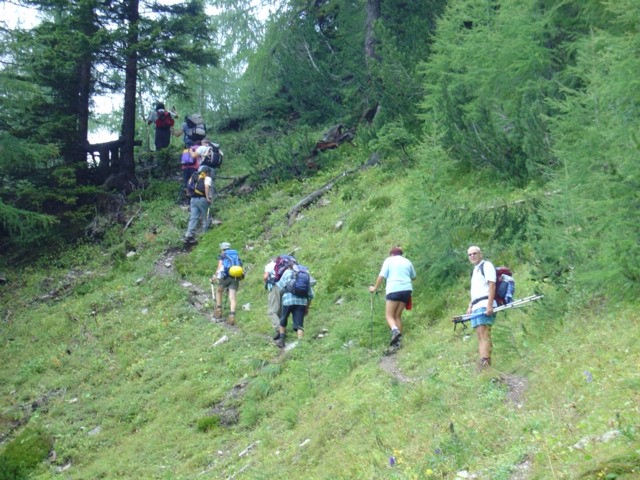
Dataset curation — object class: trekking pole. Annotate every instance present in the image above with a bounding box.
[211,280,216,315]
[369,291,375,350]
[452,294,544,330]
[204,206,211,233]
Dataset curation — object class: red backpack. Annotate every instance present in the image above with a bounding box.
[155,110,174,129]
[478,262,515,306]
[274,255,297,282]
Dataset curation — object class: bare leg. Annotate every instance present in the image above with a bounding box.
[228,288,237,314]
[385,300,402,330]
[476,325,492,360]
[392,302,405,332]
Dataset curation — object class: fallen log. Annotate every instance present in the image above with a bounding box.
[287,153,380,226]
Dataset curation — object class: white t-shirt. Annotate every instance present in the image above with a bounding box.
[264,261,276,291]
[264,261,275,275]
[470,260,497,310]
[378,255,416,294]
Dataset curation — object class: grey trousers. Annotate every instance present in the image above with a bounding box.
[267,285,281,329]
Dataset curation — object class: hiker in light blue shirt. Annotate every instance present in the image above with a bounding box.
[369,246,416,347]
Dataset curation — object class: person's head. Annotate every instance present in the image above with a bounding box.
[155,102,165,111]
[198,165,212,175]
[220,242,231,251]
[390,246,403,256]
[467,245,483,265]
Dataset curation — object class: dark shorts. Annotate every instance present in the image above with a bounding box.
[386,290,412,304]
[155,128,171,150]
[219,276,239,291]
[280,304,306,331]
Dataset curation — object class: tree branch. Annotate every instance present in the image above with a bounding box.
[287,153,380,226]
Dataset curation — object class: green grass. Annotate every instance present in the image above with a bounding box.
[1,145,639,479]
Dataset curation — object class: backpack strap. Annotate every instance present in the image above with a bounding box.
[470,261,488,306]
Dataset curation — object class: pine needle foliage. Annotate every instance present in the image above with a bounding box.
[534,1,640,301]
[420,0,561,185]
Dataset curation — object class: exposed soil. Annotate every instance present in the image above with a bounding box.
[498,373,529,409]
[378,348,414,383]
[509,456,533,480]
[207,379,249,426]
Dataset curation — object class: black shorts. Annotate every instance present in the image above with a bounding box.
[386,290,412,304]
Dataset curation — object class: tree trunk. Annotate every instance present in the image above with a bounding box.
[120,0,140,179]
[364,0,381,64]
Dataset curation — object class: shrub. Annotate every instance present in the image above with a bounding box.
[196,415,220,433]
[0,427,53,480]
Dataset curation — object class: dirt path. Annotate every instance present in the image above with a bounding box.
[378,352,415,383]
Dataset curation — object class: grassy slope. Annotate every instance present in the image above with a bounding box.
[0,146,638,480]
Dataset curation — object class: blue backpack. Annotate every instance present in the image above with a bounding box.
[285,264,312,297]
[221,249,243,278]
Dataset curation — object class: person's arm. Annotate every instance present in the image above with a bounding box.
[486,281,496,315]
[211,259,223,283]
[276,269,290,291]
[369,275,384,293]
[205,179,212,203]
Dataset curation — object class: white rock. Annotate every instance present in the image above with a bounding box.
[126,251,136,258]
[213,335,229,347]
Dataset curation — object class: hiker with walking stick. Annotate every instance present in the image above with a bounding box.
[211,242,244,325]
[368,246,416,347]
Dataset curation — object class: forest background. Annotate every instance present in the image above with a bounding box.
[0,0,639,479]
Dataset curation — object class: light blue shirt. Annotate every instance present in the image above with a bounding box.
[276,268,314,306]
[378,255,416,294]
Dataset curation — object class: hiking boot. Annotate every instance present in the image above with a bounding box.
[214,305,222,320]
[390,329,402,346]
[227,313,235,325]
[275,334,285,348]
[477,357,492,371]
[184,235,197,244]
[272,329,282,340]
